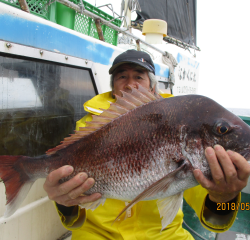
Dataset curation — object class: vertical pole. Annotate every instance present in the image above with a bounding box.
[18,0,30,13]
[136,39,141,51]
[95,19,105,42]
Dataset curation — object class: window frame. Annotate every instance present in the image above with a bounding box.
[0,40,100,96]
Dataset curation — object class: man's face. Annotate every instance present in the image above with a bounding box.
[112,64,151,97]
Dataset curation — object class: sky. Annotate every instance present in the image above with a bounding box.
[86,0,250,109]
[196,1,250,109]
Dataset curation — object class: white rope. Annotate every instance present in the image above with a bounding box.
[128,0,141,11]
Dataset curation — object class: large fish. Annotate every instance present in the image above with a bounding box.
[0,85,250,230]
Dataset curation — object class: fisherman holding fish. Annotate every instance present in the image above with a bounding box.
[0,50,248,240]
[42,50,250,239]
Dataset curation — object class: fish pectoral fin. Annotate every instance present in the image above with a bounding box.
[157,192,183,231]
[122,202,132,221]
[79,197,106,211]
[113,163,186,224]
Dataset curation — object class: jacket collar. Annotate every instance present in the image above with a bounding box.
[84,91,116,115]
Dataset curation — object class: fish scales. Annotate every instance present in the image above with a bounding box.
[39,98,187,196]
[62,98,180,199]
[1,88,250,229]
[26,99,184,198]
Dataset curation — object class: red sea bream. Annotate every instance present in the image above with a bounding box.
[0,85,250,230]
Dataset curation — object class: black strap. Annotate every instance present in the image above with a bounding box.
[205,195,237,215]
[56,203,75,216]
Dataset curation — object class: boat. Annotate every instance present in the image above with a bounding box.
[0,1,249,239]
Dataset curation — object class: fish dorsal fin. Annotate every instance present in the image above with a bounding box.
[91,115,114,123]
[151,84,163,100]
[85,121,109,128]
[127,85,152,103]
[74,130,93,136]
[137,84,157,100]
[46,84,158,156]
[99,109,121,118]
[114,95,137,110]
[120,91,143,106]
[113,163,186,224]
[155,92,163,99]
[108,102,129,114]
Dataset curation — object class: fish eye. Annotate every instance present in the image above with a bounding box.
[217,126,228,134]
[213,121,231,135]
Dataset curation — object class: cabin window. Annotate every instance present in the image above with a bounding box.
[0,54,97,156]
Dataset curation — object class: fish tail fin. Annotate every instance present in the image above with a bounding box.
[0,155,34,217]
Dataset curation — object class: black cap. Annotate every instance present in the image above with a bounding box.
[109,49,155,75]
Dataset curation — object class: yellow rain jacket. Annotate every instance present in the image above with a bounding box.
[56,91,241,240]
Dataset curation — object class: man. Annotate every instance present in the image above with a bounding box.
[44,50,250,239]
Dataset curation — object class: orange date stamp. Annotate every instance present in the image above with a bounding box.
[217,202,250,211]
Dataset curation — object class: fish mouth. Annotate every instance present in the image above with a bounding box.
[239,148,250,161]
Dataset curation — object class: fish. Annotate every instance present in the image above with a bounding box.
[0,84,250,230]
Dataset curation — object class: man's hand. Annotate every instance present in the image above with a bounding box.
[43,165,102,207]
[193,145,250,203]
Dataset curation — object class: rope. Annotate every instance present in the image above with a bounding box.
[128,0,141,12]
